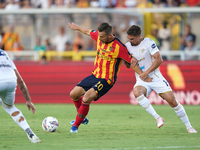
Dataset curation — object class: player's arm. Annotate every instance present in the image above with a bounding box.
[139,51,163,80]
[14,69,36,114]
[124,59,152,82]
[68,22,91,36]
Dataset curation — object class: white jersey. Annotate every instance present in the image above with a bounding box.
[126,38,162,81]
[0,49,17,81]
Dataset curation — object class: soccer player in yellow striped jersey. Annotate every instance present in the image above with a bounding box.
[68,22,150,133]
[125,25,197,133]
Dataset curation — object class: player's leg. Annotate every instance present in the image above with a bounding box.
[71,78,113,133]
[0,82,41,143]
[159,92,197,133]
[70,86,85,111]
[70,87,96,133]
[134,85,163,128]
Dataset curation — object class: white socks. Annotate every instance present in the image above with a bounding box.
[3,104,31,131]
[173,103,192,129]
[137,94,160,120]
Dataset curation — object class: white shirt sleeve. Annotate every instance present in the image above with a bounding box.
[148,39,159,55]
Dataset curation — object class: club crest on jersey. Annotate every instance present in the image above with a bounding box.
[141,49,145,53]
[109,47,113,51]
[151,44,156,49]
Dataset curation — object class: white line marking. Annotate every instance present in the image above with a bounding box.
[74,145,200,150]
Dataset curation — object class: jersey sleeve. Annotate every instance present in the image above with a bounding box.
[148,39,159,55]
[90,30,98,41]
[118,45,132,63]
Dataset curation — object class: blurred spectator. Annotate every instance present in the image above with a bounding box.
[0,0,7,8]
[22,0,33,8]
[112,25,121,39]
[64,0,76,7]
[123,0,138,7]
[158,21,171,51]
[0,25,21,51]
[65,41,73,51]
[72,32,85,52]
[30,0,42,8]
[181,24,196,50]
[5,0,20,9]
[40,55,48,65]
[99,0,117,8]
[90,0,99,7]
[76,0,89,8]
[183,35,199,60]
[137,0,153,8]
[44,37,54,51]
[0,25,4,46]
[55,0,65,8]
[34,35,46,51]
[152,0,166,7]
[53,26,70,52]
[147,27,160,48]
[12,41,24,51]
[85,37,96,51]
[165,0,179,7]
[186,0,200,6]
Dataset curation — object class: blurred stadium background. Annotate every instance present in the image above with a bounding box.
[0,0,200,105]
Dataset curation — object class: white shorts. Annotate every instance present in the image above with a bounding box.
[134,76,172,96]
[0,81,17,106]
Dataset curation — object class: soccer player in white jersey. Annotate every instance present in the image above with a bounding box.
[125,25,197,133]
[0,49,41,143]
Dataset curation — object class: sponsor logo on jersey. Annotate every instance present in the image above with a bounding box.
[109,47,113,51]
[0,51,6,56]
[141,49,145,53]
[151,44,156,49]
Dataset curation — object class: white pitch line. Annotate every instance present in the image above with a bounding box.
[74,145,200,150]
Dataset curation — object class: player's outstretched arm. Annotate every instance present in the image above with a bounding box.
[14,69,36,114]
[68,22,91,36]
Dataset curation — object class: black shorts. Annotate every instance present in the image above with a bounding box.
[77,74,114,101]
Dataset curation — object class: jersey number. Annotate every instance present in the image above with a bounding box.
[163,80,169,86]
[95,81,103,91]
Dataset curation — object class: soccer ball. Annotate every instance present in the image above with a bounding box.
[42,116,59,132]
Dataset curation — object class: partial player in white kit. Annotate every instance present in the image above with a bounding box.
[125,25,197,133]
[0,49,41,143]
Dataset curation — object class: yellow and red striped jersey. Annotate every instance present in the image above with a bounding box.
[90,30,132,85]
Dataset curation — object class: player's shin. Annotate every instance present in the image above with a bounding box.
[173,103,192,129]
[73,101,90,127]
[2,103,37,137]
[137,94,160,120]
[71,97,82,111]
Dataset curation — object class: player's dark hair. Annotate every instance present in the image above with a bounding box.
[127,25,141,36]
[98,22,112,35]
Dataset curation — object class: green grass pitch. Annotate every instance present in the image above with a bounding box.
[0,104,199,150]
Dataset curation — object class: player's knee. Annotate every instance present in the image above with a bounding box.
[70,90,79,100]
[134,90,143,98]
[168,98,178,107]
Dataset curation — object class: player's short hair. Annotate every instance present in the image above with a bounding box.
[127,25,141,36]
[98,23,112,35]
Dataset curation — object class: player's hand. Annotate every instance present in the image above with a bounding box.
[130,57,138,68]
[26,101,36,114]
[68,22,79,30]
[139,72,149,81]
[144,76,153,82]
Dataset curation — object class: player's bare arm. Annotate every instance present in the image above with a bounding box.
[139,51,163,81]
[68,22,91,36]
[124,60,152,82]
[14,69,36,114]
